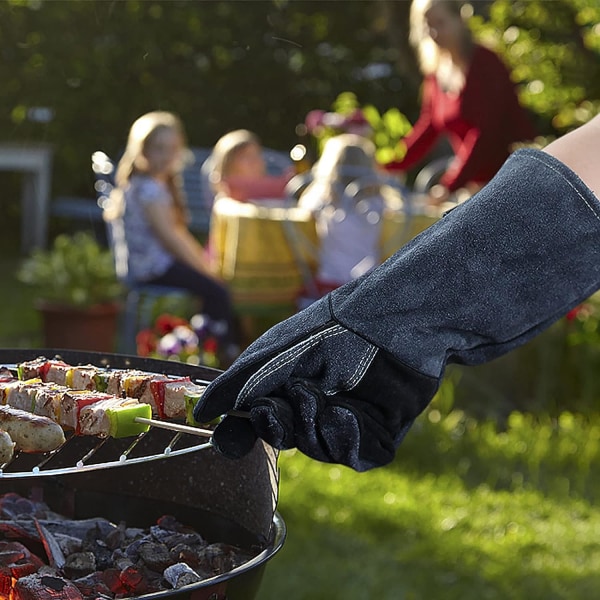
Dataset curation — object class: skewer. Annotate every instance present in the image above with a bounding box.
[134,417,214,437]
[134,407,251,438]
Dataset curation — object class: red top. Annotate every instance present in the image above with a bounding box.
[386,44,536,191]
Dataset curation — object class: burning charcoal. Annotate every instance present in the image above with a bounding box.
[0,540,45,574]
[110,549,133,572]
[36,565,60,577]
[41,518,117,541]
[35,519,66,570]
[149,526,173,545]
[80,540,113,571]
[168,544,213,578]
[101,568,126,596]
[155,515,194,533]
[124,527,144,541]
[161,532,206,550]
[64,552,96,579]
[0,518,41,542]
[123,537,148,561]
[118,565,150,596]
[13,573,84,600]
[137,565,164,594]
[137,541,173,572]
[0,493,51,520]
[195,543,251,575]
[163,562,202,589]
[0,541,28,564]
[71,572,112,599]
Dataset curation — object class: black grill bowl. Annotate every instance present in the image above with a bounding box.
[0,348,286,600]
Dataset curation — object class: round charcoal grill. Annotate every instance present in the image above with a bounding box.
[0,348,285,600]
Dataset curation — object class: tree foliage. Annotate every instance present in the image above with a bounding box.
[0,0,410,197]
[470,0,600,135]
[1,0,599,202]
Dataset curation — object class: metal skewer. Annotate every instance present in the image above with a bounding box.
[134,409,251,438]
[134,417,214,437]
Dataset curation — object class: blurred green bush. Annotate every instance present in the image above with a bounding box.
[434,292,600,421]
[2,0,599,208]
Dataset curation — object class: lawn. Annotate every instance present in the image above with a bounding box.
[261,407,600,599]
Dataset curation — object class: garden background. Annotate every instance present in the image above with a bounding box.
[2,1,600,598]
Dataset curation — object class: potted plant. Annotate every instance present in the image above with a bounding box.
[17,232,124,352]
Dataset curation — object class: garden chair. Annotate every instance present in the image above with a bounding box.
[412,155,453,194]
[92,151,194,355]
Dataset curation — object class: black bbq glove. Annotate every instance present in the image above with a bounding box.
[195,149,600,471]
[196,296,437,471]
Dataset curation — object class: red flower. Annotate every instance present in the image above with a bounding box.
[566,305,582,322]
[203,337,219,354]
[155,313,189,335]
[136,329,158,357]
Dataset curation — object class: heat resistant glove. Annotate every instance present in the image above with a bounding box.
[195,148,600,471]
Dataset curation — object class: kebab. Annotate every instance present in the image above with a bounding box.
[0,377,151,449]
[17,357,207,422]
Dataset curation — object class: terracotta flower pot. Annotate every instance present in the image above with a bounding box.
[35,301,121,352]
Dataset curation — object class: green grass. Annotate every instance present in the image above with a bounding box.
[260,406,600,599]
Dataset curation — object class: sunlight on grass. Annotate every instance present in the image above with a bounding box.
[260,408,600,599]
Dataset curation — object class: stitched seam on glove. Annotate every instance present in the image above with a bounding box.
[238,324,346,402]
[527,153,600,220]
[328,344,378,394]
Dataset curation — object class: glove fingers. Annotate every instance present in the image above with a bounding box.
[194,359,271,423]
[250,396,296,450]
[252,380,366,465]
[287,380,398,469]
[210,396,296,459]
[211,415,258,459]
[210,380,398,469]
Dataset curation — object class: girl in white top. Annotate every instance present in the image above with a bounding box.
[298,134,402,296]
[106,111,238,359]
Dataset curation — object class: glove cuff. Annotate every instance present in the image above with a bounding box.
[331,148,600,378]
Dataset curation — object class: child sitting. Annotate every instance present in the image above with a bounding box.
[208,129,292,203]
[298,133,403,299]
[104,111,240,363]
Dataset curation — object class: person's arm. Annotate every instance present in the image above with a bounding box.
[543,114,600,197]
[194,117,600,472]
[144,201,215,278]
[439,48,523,192]
[384,77,441,172]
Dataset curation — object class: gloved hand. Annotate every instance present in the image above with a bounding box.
[195,296,438,471]
[195,148,600,471]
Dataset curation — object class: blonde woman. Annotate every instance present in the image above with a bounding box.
[299,134,402,296]
[107,111,239,359]
[385,0,536,204]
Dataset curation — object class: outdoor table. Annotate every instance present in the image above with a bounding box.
[0,142,54,252]
[209,197,441,318]
[209,197,318,317]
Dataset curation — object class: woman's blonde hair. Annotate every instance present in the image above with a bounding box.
[105,111,189,221]
[410,0,472,75]
[208,129,261,193]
